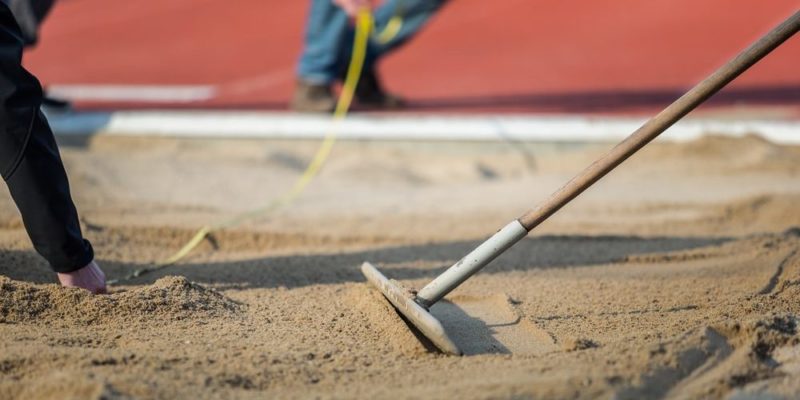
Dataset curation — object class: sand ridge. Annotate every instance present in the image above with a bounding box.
[0,276,243,326]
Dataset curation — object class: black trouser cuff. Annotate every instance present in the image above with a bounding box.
[47,239,95,273]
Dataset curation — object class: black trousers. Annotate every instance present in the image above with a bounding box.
[0,3,93,273]
[2,0,54,46]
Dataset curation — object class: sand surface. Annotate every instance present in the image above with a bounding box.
[1,133,799,399]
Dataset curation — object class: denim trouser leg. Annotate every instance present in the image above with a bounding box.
[368,0,448,63]
[297,0,447,83]
[297,0,350,84]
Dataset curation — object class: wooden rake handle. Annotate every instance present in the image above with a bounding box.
[414,11,800,308]
[518,11,800,231]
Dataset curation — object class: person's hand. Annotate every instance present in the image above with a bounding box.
[333,0,372,17]
[57,260,107,294]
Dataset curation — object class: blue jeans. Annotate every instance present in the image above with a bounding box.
[297,0,447,84]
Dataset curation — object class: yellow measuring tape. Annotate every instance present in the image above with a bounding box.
[110,11,376,284]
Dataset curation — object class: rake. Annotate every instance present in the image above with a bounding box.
[362,11,799,355]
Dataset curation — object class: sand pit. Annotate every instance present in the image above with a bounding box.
[1,134,800,399]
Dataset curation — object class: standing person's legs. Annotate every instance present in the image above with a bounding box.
[292,0,447,111]
[0,3,103,292]
[297,0,350,85]
[293,0,351,112]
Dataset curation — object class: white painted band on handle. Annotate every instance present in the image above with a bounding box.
[416,220,528,307]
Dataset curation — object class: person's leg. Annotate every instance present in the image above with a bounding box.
[342,0,446,108]
[369,0,448,62]
[293,0,351,112]
[297,0,351,85]
[294,0,447,111]
[0,3,102,291]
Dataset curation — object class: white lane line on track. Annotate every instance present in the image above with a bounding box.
[46,110,800,144]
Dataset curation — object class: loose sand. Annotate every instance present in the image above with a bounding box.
[1,133,799,399]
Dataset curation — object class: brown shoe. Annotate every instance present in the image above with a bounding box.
[291,80,336,113]
[355,69,405,109]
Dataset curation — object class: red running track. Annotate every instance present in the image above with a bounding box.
[25,0,800,115]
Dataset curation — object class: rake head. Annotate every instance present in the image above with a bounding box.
[361,262,461,355]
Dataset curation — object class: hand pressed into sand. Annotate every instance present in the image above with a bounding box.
[57,260,107,294]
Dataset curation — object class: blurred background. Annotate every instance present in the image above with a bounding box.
[23,0,800,116]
